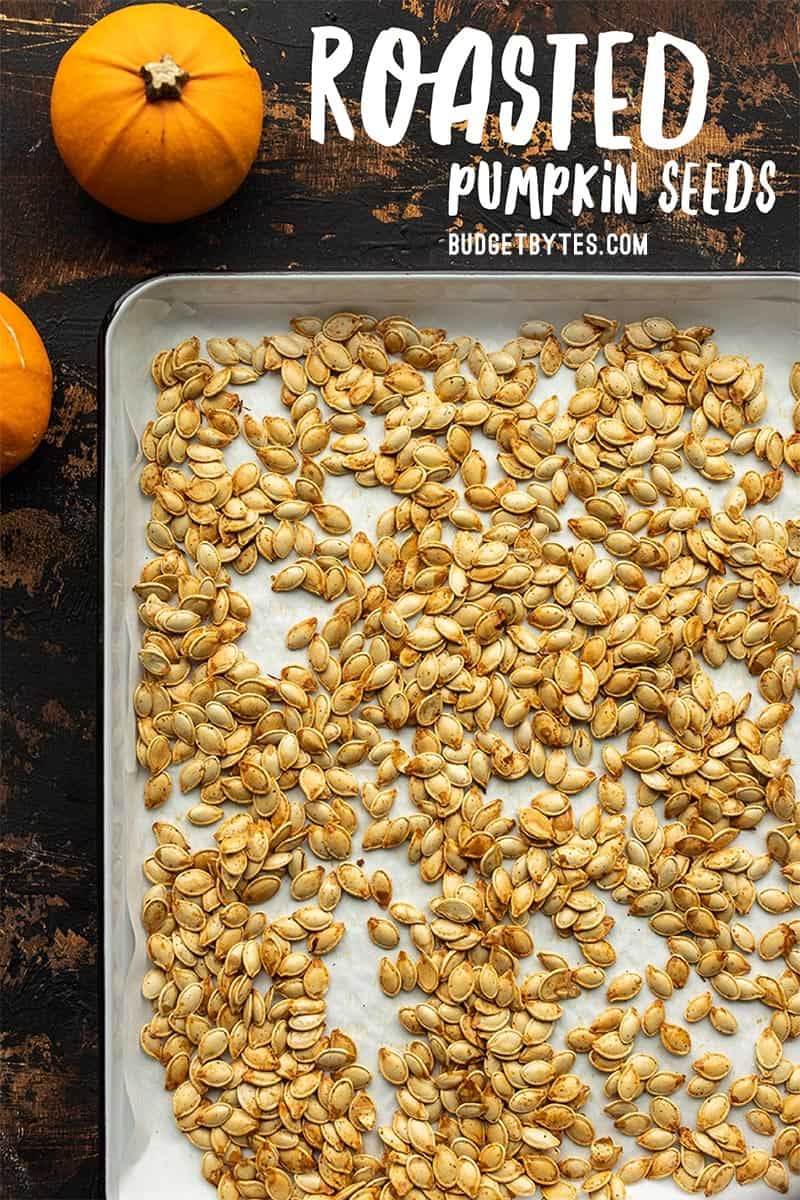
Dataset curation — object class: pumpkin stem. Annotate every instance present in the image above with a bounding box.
[140,54,189,100]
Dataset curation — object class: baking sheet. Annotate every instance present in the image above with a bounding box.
[104,272,800,1200]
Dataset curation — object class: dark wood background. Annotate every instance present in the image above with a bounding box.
[0,1,797,1196]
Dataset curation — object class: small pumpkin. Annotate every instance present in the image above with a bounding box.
[0,293,53,476]
[50,3,263,223]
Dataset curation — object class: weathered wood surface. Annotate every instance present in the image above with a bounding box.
[0,1,797,1196]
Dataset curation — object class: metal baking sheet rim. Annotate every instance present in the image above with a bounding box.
[102,270,800,1200]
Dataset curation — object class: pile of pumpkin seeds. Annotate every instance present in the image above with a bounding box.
[135,312,800,1200]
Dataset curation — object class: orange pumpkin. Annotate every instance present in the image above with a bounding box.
[0,293,53,476]
[50,3,263,223]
